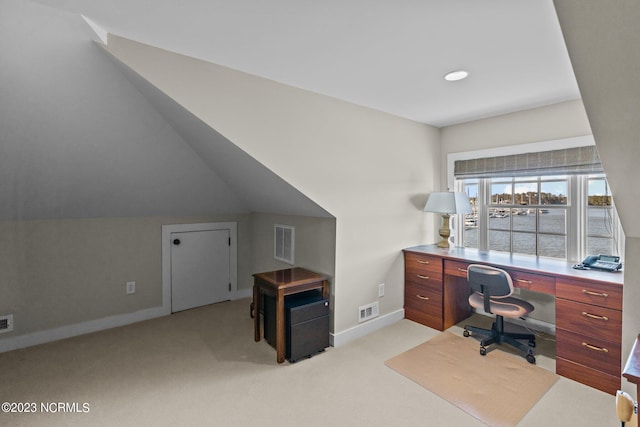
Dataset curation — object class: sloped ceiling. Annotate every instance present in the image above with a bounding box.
[102,48,331,218]
[0,0,329,220]
[29,0,580,127]
[554,0,640,238]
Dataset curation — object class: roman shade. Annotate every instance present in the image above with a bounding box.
[454,145,603,179]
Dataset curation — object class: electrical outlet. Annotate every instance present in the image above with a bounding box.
[378,283,385,298]
[126,281,136,295]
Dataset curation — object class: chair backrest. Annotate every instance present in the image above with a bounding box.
[467,264,514,299]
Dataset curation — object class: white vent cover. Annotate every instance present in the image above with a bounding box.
[358,302,379,323]
[0,314,14,334]
[274,224,295,264]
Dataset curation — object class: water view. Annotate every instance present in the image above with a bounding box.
[462,208,613,259]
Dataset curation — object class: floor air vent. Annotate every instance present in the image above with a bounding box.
[358,302,379,323]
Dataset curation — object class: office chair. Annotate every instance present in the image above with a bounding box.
[462,264,537,364]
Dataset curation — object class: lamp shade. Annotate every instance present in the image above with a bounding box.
[424,192,472,214]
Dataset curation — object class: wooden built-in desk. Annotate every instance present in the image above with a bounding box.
[404,244,624,395]
[253,267,329,364]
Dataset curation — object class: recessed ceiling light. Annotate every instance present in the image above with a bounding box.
[444,70,469,82]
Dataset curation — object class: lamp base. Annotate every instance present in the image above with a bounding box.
[437,213,451,249]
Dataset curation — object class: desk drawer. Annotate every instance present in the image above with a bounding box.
[556,299,622,342]
[406,265,443,283]
[405,282,443,330]
[444,260,472,278]
[506,269,555,295]
[556,278,622,310]
[556,357,620,395]
[556,328,621,377]
[405,307,443,331]
[405,281,442,310]
[405,253,442,274]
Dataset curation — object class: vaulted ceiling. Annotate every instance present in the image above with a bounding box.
[30,0,580,127]
[6,0,636,237]
[0,0,330,220]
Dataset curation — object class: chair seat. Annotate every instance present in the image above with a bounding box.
[468,292,534,318]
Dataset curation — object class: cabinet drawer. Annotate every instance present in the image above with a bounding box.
[556,278,622,310]
[556,328,621,377]
[405,282,443,330]
[506,269,555,295]
[405,307,443,331]
[405,265,443,283]
[556,357,620,395]
[444,260,472,278]
[556,299,622,342]
[405,282,442,311]
[405,253,442,274]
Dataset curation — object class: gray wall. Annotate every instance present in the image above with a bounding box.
[106,35,441,336]
[248,212,336,291]
[0,215,250,336]
[0,0,337,346]
[0,212,334,339]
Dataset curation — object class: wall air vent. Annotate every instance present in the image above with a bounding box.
[358,302,379,323]
[274,224,295,264]
[0,314,14,334]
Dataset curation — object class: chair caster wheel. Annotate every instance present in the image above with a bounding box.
[528,340,536,348]
[463,330,470,337]
[479,347,487,356]
[526,353,536,364]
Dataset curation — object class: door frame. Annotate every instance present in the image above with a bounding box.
[161,222,237,315]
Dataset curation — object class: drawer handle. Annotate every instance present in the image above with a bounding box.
[515,278,533,284]
[582,289,609,298]
[581,342,609,353]
[581,311,609,321]
[416,274,430,280]
[457,268,468,273]
[416,295,430,301]
[417,259,430,264]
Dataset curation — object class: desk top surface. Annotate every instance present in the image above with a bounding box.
[253,267,327,289]
[404,244,624,286]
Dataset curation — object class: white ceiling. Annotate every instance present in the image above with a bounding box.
[32,0,580,127]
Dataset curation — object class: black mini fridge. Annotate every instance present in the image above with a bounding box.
[263,290,330,362]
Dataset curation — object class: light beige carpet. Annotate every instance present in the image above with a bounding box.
[385,332,559,427]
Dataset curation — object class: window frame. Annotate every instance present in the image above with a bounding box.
[490,176,569,257]
[447,137,624,263]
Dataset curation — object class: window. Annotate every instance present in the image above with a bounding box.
[462,180,479,248]
[451,142,623,262]
[587,175,615,256]
[457,173,621,262]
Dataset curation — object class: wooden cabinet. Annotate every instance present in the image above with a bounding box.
[404,253,444,330]
[556,278,623,394]
[403,244,624,395]
[403,252,471,331]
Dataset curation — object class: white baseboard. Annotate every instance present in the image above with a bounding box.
[0,306,167,354]
[331,308,405,347]
[0,288,254,354]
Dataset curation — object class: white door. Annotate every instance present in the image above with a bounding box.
[170,228,231,312]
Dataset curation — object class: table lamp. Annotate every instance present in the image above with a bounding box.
[424,191,472,248]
